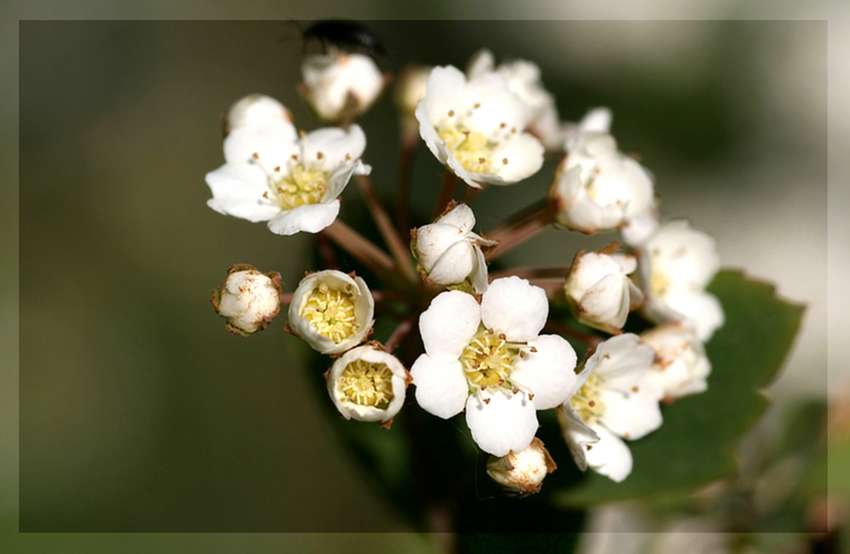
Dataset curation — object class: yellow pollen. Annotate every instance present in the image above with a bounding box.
[650,271,671,297]
[339,359,394,409]
[438,127,493,174]
[273,165,328,209]
[571,373,606,424]
[300,284,358,342]
[460,328,518,390]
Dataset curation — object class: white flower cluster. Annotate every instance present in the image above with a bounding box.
[204,30,726,493]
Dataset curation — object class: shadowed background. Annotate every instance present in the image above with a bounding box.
[5,9,838,553]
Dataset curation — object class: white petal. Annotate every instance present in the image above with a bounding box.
[465,391,538,456]
[598,375,663,440]
[590,334,656,381]
[266,201,339,235]
[414,222,467,273]
[427,240,476,286]
[585,422,633,482]
[223,126,298,169]
[410,354,468,419]
[423,66,469,125]
[415,100,447,164]
[466,49,495,78]
[558,404,599,471]
[205,164,280,222]
[435,203,476,233]
[299,124,367,171]
[419,290,481,362]
[469,244,490,294]
[480,277,548,342]
[324,161,360,200]
[579,107,613,134]
[665,290,725,342]
[489,133,545,184]
[510,334,578,410]
[580,273,631,329]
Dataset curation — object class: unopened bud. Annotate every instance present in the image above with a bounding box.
[300,52,387,123]
[394,64,432,135]
[225,94,293,133]
[486,438,556,496]
[212,264,282,336]
[565,247,643,332]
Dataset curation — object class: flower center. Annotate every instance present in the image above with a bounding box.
[460,328,518,390]
[571,373,606,424]
[439,127,493,174]
[339,359,394,409]
[300,284,358,342]
[273,165,327,209]
[650,269,670,298]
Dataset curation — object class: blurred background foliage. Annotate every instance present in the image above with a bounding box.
[3,4,842,553]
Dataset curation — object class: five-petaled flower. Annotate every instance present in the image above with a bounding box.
[416,65,545,188]
[206,113,371,235]
[410,277,578,456]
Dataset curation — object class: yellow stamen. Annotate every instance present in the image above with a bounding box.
[339,359,394,409]
[300,284,358,342]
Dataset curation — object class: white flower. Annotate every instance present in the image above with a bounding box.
[412,203,497,293]
[410,277,578,456]
[641,323,711,398]
[394,64,432,135]
[288,270,374,355]
[415,65,544,188]
[212,265,282,335]
[640,220,724,341]
[558,334,663,482]
[486,437,557,496]
[327,345,409,423]
[467,49,562,152]
[550,131,654,234]
[225,94,293,133]
[562,107,613,151]
[205,121,371,235]
[565,249,644,332]
[300,52,386,122]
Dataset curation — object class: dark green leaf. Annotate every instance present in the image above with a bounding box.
[553,270,805,506]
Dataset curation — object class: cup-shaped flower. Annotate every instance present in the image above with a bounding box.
[558,333,663,482]
[410,277,578,456]
[288,270,374,355]
[565,249,644,332]
[486,437,557,497]
[467,49,562,152]
[549,131,654,234]
[415,65,544,189]
[641,323,711,398]
[300,52,387,123]
[412,203,497,293]
[212,264,282,336]
[639,220,724,341]
[206,120,371,236]
[224,94,294,134]
[327,345,409,423]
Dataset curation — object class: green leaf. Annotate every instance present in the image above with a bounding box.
[553,270,805,507]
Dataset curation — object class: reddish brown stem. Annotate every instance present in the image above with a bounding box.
[543,320,602,348]
[384,314,417,353]
[489,266,571,281]
[396,131,418,238]
[321,220,396,284]
[356,174,417,283]
[526,278,567,291]
[485,199,555,261]
[462,183,485,206]
[280,293,293,305]
[432,172,459,220]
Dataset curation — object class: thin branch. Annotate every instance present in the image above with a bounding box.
[280,293,293,305]
[315,229,339,269]
[384,314,417,353]
[462,183,485,206]
[321,220,397,284]
[431,171,459,220]
[356,174,417,283]
[543,320,602,348]
[396,131,418,238]
[489,266,571,281]
[484,199,555,261]
[526,278,566,291]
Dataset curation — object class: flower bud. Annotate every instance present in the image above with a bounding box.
[565,248,644,332]
[549,132,654,234]
[486,438,557,496]
[212,264,282,336]
[394,64,431,135]
[300,52,387,123]
[225,94,293,133]
[641,323,711,398]
[327,345,409,423]
[412,203,497,293]
[288,270,374,355]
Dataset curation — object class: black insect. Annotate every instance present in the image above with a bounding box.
[302,20,386,57]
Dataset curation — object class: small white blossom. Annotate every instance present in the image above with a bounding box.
[412,203,497,293]
[558,334,663,482]
[467,49,563,152]
[212,265,282,336]
[562,107,613,151]
[410,277,578,456]
[206,120,371,235]
[550,131,654,234]
[288,270,374,355]
[565,249,644,332]
[640,220,724,341]
[416,65,544,188]
[641,323,711,398]
[486,437,557,496]
[300,51,386,122]
[327,345,409,423]
[394,64,432,136]
[225,94,293,133]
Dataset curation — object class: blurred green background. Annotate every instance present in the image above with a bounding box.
[4,3,843,553]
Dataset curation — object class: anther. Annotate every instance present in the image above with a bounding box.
[502,158,508,165]
[448,110,455,117]
[499,122,506,129]
[252,152,259,160]
[512,387,519,394]
[291,154,299,161]
[262,191,269,199]
[474,102,481,109]
[498,333,506,340]
[317,151,324,160]
[631,386,639,393]
[530,347,537,353]
[345,153,351,160]
[274,166,280,172]
[586,445,593,451]
[588,400,596,407]
[483,398,490,405]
